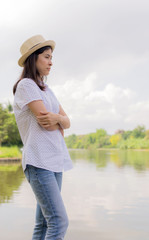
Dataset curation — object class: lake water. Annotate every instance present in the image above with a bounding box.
[0,149,149,240]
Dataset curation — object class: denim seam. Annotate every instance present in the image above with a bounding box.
[35,168,57,219]
[36,179,61,240]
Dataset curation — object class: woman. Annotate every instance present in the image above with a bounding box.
[13,35,73,240]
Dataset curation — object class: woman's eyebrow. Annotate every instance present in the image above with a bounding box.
[45,53,52,58]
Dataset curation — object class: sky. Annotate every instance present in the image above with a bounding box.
[0,0,149,135]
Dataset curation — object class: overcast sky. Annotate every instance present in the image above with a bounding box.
[0,0,149,135]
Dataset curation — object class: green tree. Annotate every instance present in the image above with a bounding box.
[96,129,107,139]
[95,129,109,148]
[122,130,132,140]
[110,134,122,147]
[2,114,22,146]
[132,125,146,138]
[0,104,22,146]
[145,130,149,139]
[5,101,13,113]
[0,104,9,145]
[65,134,77,148]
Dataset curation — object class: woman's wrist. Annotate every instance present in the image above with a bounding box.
[56,114,63,128]
[56,114,70,129]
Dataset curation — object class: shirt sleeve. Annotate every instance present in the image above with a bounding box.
[15,79,43,109]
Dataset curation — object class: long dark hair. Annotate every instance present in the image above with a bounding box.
[13,46,52,95]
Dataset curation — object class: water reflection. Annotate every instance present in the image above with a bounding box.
[69,149,149,171]
[0,163,24,203]
[0,150,149,240]
[69,149,108,168]
[1,149,149,205]
[64,150,149,240]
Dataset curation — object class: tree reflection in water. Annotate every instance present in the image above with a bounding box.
[1,149,149,204]
[69,149,149,171]
[0,163,24,203]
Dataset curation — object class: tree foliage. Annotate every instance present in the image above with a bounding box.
[65,125,149,150]
[110,134,122,147]
[0,104,22,146]
[0,102,148,150]
[131,125,146,138]
[65,128,110,149]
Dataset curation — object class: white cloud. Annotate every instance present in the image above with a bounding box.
[0,0,149,135]
[51,73,149,135]
[125,101,149,126]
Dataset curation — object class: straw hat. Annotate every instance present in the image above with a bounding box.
[18,35,56,67]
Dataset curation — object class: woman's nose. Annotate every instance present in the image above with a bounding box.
[49,59,52,66]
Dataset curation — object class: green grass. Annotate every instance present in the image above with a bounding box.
[0,146,22,158]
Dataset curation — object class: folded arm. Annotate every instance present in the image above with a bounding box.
[37,104,70,129]
[27,100,70,134]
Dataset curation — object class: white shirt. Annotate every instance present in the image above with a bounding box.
[13,78,73,172]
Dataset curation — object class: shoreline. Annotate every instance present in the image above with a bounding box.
[68,148,149,151]
[0,158,21,163]
[1,148,149,161]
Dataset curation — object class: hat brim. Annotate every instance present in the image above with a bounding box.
[18,40,55,67]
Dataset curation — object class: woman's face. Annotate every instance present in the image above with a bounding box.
[36,48,53,77]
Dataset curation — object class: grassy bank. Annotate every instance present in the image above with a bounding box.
[0,146,22,158]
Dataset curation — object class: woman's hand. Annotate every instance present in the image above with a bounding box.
[37,111,64,137]
[37,111,59,128]
[27,101,66,135]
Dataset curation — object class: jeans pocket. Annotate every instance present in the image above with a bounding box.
[24,166,30,183]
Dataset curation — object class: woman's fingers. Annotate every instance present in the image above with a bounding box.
[37,116,48,120]
[37,112,58,127]
[37,119,48,124]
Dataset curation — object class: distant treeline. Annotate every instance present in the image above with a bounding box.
[65,126,149,150]
[1,103,149,150]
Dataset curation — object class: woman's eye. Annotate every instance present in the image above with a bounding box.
[45,56,52,60]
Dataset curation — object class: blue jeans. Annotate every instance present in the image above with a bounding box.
[24,165,69,240]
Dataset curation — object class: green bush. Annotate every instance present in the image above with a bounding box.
[0,146,22,158]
